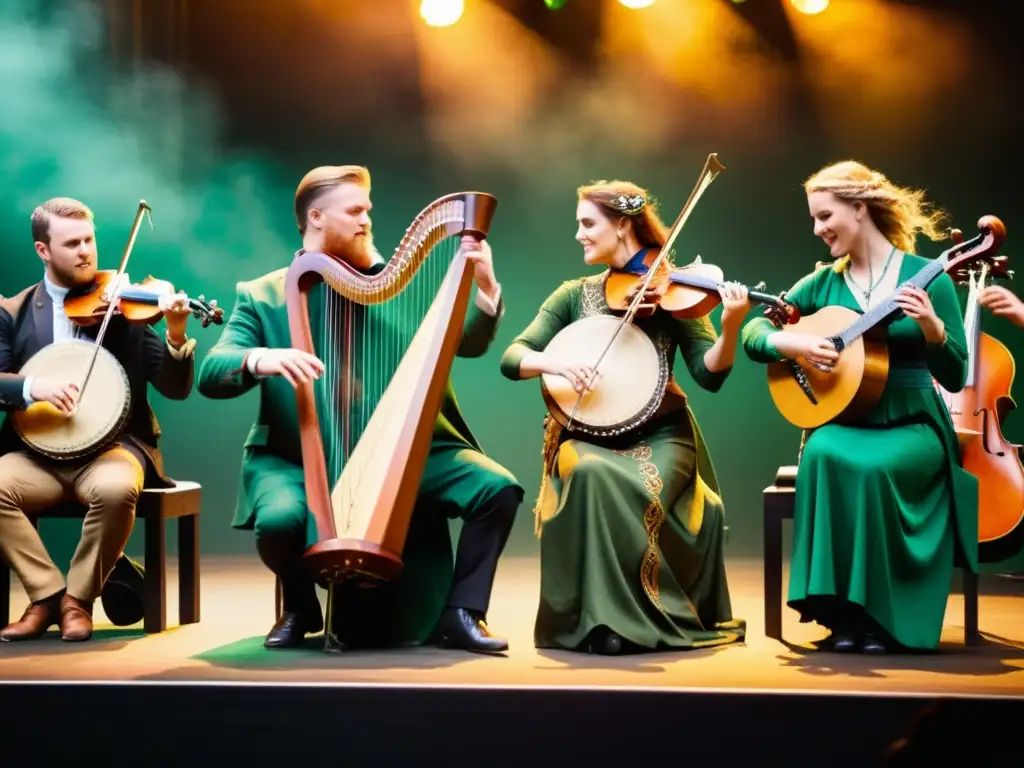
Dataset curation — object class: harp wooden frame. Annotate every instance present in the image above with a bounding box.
[284,191,498,587]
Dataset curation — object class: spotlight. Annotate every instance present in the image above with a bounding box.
[790,0,829,14]
[619,0,655,7]
[420,0,464,27]
[544,0,568,8]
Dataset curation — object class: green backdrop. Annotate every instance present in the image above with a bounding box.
[2,0,1022,574]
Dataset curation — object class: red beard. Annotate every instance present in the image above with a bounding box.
[322,223,374,271]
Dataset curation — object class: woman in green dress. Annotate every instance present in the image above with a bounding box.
[499,180,748,654]
[742,160,976,654]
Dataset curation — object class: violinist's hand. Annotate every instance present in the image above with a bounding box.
[543,355,602,394]
[30,379,80,414]
[978,285,1024,328]
[460,236,499,304]
[159,291,192,345]
[894,285,945,344]
[771,332,839,374]
[254,348,326,388]
[719,281,751,329]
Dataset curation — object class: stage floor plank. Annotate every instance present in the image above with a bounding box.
[1,556,1023,697]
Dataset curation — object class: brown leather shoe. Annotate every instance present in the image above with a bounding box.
[0,595,61,642]
[60,594,94,642]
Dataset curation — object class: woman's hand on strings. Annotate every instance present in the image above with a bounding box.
[771,332,838,373]
[895,285,944,343]
[543,355,602,393]
[254,348,325,388]
[719,281,751,328]
[460,236,500,303]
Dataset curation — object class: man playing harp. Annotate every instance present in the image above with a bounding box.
[198,165,522,653]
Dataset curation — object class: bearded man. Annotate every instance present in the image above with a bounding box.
[197,166,522,653]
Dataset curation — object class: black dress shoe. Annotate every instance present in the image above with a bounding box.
[434,608,508,654]
[831,632,857,652]
[584,627,624,655]
[264,611,323,649]
[861,633,886,654]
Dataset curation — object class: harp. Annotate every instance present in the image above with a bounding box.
[285,191,498,593]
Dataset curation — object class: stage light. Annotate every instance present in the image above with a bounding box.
[619,0,656,7]
[420,0,464,27]
[790,0,829,14]
[544,0,568,8]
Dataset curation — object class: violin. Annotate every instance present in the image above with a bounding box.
[63,270,224,328]
[604,249,800,328]
[936,228,1024,561]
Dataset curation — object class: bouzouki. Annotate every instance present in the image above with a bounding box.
[767,215,1006,429]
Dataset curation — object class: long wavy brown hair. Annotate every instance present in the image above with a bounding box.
[577,180,674,269]
[804,160,949,270]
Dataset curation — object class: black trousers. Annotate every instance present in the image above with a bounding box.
[259,485,521,620]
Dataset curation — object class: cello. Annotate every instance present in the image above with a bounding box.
[936,228,1024,562]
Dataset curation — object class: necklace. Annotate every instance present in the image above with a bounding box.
[847,245,897,305]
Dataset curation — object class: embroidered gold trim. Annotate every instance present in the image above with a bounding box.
[579,277,605,318]
[613,442,667,612]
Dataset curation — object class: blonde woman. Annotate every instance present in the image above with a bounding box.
[500,181,748,655]
[742,160,975,654]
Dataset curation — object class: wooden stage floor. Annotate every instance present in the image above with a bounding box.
[1,555,1023,698]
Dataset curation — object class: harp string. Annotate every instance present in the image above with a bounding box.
[309,217,461,532]
[339,231,458,521]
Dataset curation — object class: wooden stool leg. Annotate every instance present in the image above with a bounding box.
[764,493,784,641]
[178,515,200,625]
[0,560,11,629]
[144,516,167,634]
[963,568,980,646]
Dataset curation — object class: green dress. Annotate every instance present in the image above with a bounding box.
[742,253,977,651]
[500,274,745,652]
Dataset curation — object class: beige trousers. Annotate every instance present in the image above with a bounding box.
[0,446,144,603]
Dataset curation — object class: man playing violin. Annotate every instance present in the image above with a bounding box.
[197,165,522,653]
[0,197,196,642]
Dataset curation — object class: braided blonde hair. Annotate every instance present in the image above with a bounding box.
[804,160,949,271]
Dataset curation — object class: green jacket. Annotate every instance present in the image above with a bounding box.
[197,266,503,528]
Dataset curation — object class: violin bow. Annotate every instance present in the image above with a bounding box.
[76,200,153,406]
[565,153,727,431]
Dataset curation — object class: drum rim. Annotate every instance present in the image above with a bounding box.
[12,341,133,461]
[540,316,669,437]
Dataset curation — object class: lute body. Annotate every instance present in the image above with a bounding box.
[767,305,890,429]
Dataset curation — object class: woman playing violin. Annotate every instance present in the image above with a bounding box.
[741,160,976,654]
[499,180,748,654]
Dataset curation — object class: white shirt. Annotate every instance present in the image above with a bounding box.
[22,273,193,405]
[245,284,503,375]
